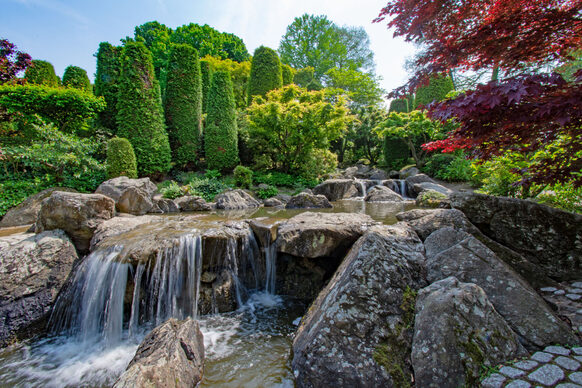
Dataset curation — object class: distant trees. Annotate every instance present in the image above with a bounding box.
[24,60,59,87]
[94,42,121,131]
[247,46,283,104]
[62,65,92,93]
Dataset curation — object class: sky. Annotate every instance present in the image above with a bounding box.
[2,0,417,98]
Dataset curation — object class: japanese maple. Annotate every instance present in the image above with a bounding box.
[0,39,31,84]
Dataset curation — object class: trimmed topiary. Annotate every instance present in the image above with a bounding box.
[62,65,92,93]
[204,71,239,171]
[164,43,203,168]
[415,75,454,109]
[116,40,171,176]
[389,98,409,113]
[247,46,283,105]
[24,60,59,87]
[94,42,121,132]
[200,60,213,114]
[281,64,294,86]
[106,137,138,179]
[233,165,253,188]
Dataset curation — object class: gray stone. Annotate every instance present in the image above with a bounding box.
[0,187,77,227]
[541,287,558,293]
[292,224,426,388]
[412,277,526,388]
[285,193,332,210]
[263,198,283,207]
[35,191,115,254]
[415,189,450,208]
[113,318,204,388]
[569,288,582,294]
[573,347,582,355]
[528,364,565,385]
[411,182,454,197]
[545,346,571,356]
[368,168,388,180]
[397,208,480,240]
[89,215,161,251]
[95,176,157,202]
[399,166,420,179]
[405,173,434,186]
[556,383,582,388]
[0,230,78,346]
[532,351,555,363]
[514,360,540,371]
[556,290,567,295]
[364,185,403,202]
[425,228,579,349]
[505,381,531,388]
[570,372,582,384]
[573,282,582,289]
[481,373,506,388]
[567,294,582,301]
[215,190,260,210]
[312,179,360,201]
[116,187,154,215]
[555,356,581,370]
[175,195,213,212]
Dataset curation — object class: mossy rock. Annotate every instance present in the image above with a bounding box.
[415,189,450,208]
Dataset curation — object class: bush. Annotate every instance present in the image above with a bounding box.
[106,137,137,179]
[253,171,319,188]
[414,75,454,109]
[233,165,253,188]
[62,65,92,93]
[471,153,529,197]
[185,176,230,201]
[160,180,183,199]
[200,60,213,114]
[24,60,59,87]
[202,55,251,109]
[116,40,171,176]
[164,43,203,167]
[0,174,53,217]
[536,183,582,214]
[423,153,455,177]
[383,137,409,170]
[204,71,239,171]
[247,46,283,104]
[281,64,295,85]
[94,42,121,131]
[299,148,338,181]
[256,185,278,199]
[293,67,315,88]
[389,98,408,113]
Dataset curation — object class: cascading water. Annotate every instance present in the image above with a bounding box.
[354,179,367,198]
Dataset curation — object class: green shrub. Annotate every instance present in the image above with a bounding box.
[185,176,230,201]
[383,137,409,169]
[0,174,54,217]
[200,60,213,114]
[94,42,121,132]
[256,185,278,199]
[299,148,338,181]
[233,165,253,188]
[423,153,456,177]
[204,169,221,180]
[440,155,472,181]
[281,64,295,85]
[116,40,171,176]
[204,71,239,171]
[106,137,137,179]
[471,153,528,197]
[202,55,251,109]
[24,60,60,87]
[389,98,408,113]
[160,180,183,199]
[247,46,283,104]
[536,183,582,214]
[62,65,92,93]
[415,75,454,109]
[164,43,203,167]
[253,171,319,188]
[293,67,314,88]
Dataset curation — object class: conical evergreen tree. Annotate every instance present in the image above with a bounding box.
[204,71,239,170]
[62,65,92,92]
[25,60,59,86]
[116,40,171,176]
[247,46,282,104]
[95,42,121,131]
[200,60,213,114]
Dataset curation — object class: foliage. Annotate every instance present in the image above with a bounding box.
[94,42,121,132]
[537,183,582,214]
[0,84,105,134]
[424,152,472,181]
[383,137,409,170]
[293,67,315,88]
[184,175,230,201]
[279,14,375,81]
[24,60,59,87]
[248,46,283,104]
[414,75,454,109]
[106,137,137,179]
[389,98,408,113]
[0,174,52,217]
[343,106,387,165]
[281,64,295,85]
[298,148,338,180]
[204,71,239,171]
[134,21,172,83]
[160,180,183,199]
[171,23,250,62]
[202,55,251,109]
[0,39,31,85]
[253,171,319,188]
[116,40,171,176]
[324,67,384,108]
[233,165,253,189]
[247,84,350,174]
[200,60,213,114]
[471,152,531,198]
[164,44,203,167]
[375,111,446,167]
[62,65,92,92]
[256,185,278,199]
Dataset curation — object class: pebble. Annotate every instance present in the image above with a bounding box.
[555,356,581,371]
[567,294,582,301]
[570,372,582,384]
[541,287,558,292]
[528,364,565,386]
[513,360,539,371]
[555,289,567,295]
[505,380,531,388]
[531,351,554,363]
[500,366,526,378]
[481,373,506,388]
[545,346,571,356]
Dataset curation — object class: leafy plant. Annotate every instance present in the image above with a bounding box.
[247,46,283,105]
[256,185,278,199]
[160,180,183,199]
[94,42,121,131]
[24,60,59,87]
[62,65,92,93]
[253,171,319,188]
[204,169,221,180]
[233,165,253,189]
[185,176,230,201]
[536,183,582,214]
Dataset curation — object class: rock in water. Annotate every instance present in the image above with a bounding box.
[412,277,526,387]
[0,230,78,346]
[312,179,360,201]
[114,317,204,388]
[285,193,332,209]
[292,224,427,387]
[174,195,213,211]
[364,186,403,202]
[116,186,154,215]
[424,227,580,348]
[215,189,260,210]
[35,191,115,254]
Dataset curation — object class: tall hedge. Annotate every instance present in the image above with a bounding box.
[281,64,294,85]
[407,94,415,112]
[62,66,92,93]
[94,42,121,131]
[164,43,202,167]
[24,60,59,87]
[247,46,282,105]
[200,60,213,114]
[106,137,137,179]
[415,75,454,109]
[116,41,171,176]
[205,71,239,170]
[389,98,409,113]
[383,137,410,169]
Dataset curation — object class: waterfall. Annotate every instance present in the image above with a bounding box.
[265,241,277,294]
[392,179,409,198]
[355,179,367,198]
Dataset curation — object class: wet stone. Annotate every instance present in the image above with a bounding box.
[505,380,531,388]
[567,294,582,301]
[570,372,582,384]
[532,351,555,363]
[500,366,526,378]
[481,373,506,388]
[555,356,581,371]
[514,360,540,371]
[569,288,582,294]
[541,287,558,293]
[545,346,571,356]
[528,364,565,386]
[556,290,567,295]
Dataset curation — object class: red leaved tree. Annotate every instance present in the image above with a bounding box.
[0,39,31,84]
[375,0,582,186]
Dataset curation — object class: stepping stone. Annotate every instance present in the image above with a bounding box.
[532,351,555,362]
[545,346,571,356]
[570,371,582,384]
[572,282,582,288]
[556,384,582,388]
[528,364,565,386]
[556,290,567,295]
[481,373,506,388]
[573,347,582,355]
[541,287,558,292]
[514,360,540,371]
[567,294,582,301]
[568,288,582,294]
[574,356,582,363]
[500,366,526,378]
[505,380,531,388]
[555,356,581,371]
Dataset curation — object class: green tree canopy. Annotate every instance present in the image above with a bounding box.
[247,46,283,105]
[134,21,173,82]
[24,60,59,87]
[414,75,454,109]
[202,55,251,109]
[171,23,250,62]
[62,65,92,93]
[94,42,121,131]
[324,67,384,108]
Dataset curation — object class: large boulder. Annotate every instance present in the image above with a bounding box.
[276,212,377,259]
[364,186,403,202]
[399,166,419,179]
[116,187,154,215]
[424,227,580,349]
[312,179,360,201]
[411,182,453,197]
[95,176,157,202]
[415,189,450,208]
[35,191,115,254]
[152,197,180,214]
[405,173,434,186]
[412,277,526,387]
[292,224,427,387]
[285,193,332,209]
[451,192,582,281]
[368,168,388,180]
[114,317,204,388]
[0,187,76,227]
[175,196,213,212]
[0,230,78,346]
[215,190,260,210]
[90,215,162,251]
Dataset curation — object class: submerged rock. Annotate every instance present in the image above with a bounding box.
[412,276,526,387]
[0,230,78,346]
[0,187,76,228]
[95,176,157,203]
[35,191,115,254]
[364,186,403,202]
[312,179,359,201]
[114,317,204,388]
[285,193,332,209]
[215,190,260,210]
[292,224,427,387]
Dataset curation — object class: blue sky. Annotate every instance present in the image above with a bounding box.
[2,0,416,97]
